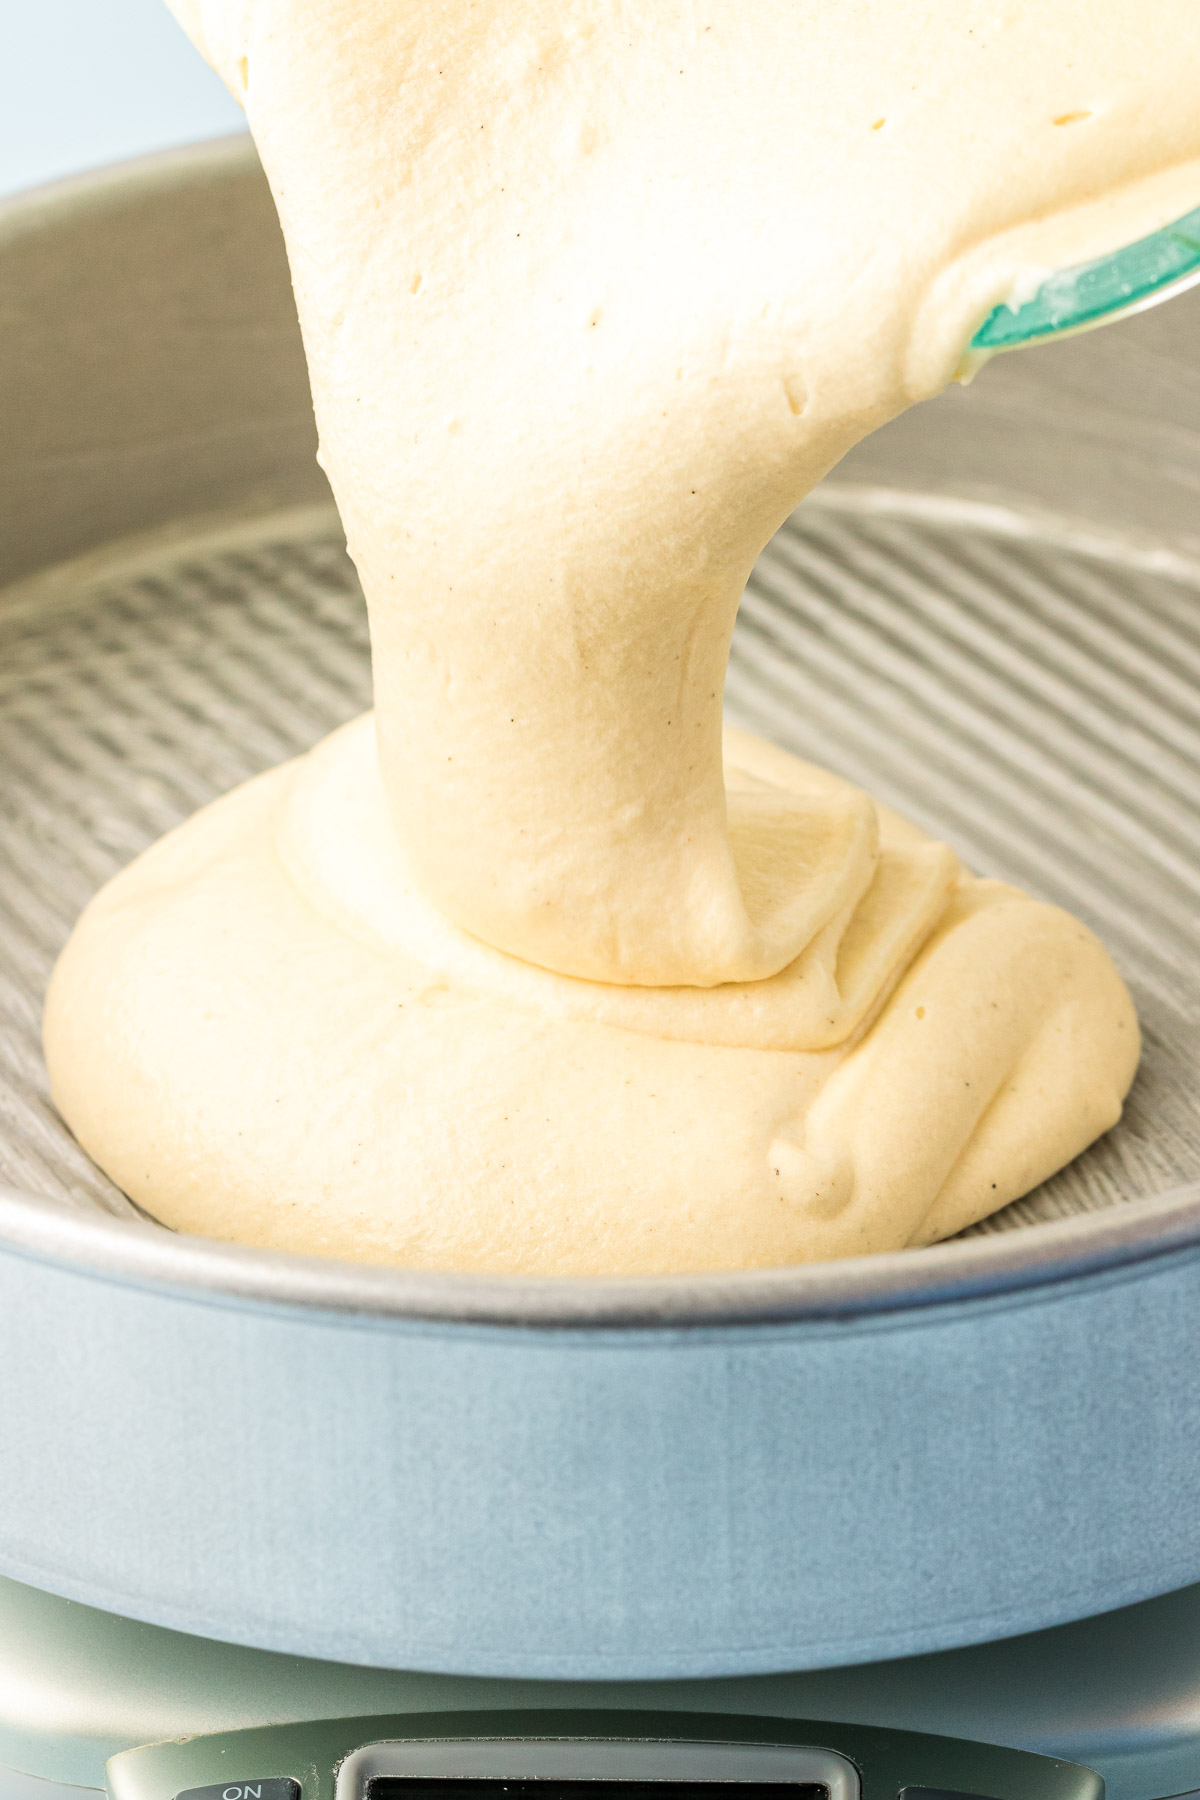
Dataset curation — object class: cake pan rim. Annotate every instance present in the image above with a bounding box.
[3,1180,1199,1329]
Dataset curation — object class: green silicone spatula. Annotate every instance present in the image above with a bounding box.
[970,200,1200,352]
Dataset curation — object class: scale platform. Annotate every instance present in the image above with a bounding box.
[2,1575,1200,1800]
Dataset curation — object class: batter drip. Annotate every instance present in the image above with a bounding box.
[46,0,1192,1271]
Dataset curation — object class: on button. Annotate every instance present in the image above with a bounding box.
[176,1781,301,1800]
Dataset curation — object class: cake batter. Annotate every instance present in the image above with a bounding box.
[47,0,1197,1272]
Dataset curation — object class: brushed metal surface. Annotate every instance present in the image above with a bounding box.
[0,137,321,593]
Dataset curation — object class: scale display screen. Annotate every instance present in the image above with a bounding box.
[370,1785,829,1800]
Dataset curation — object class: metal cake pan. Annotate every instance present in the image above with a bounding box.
[1,136,1199,1679]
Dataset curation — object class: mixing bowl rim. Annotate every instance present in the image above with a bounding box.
[3,1182,1199,1327]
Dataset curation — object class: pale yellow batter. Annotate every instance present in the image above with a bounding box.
[45,0,1194,1273]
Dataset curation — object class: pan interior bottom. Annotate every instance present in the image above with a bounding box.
[1,488,1196,1241]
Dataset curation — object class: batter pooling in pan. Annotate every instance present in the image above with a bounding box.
[48,0,1194,1273]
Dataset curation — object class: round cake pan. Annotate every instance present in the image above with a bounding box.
[1,138,1199,1680]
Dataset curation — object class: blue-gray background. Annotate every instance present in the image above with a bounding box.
[0,0,246,199]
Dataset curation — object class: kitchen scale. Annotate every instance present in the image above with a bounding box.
[4,128,1200,1800]
[5,1568,1200,1800]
